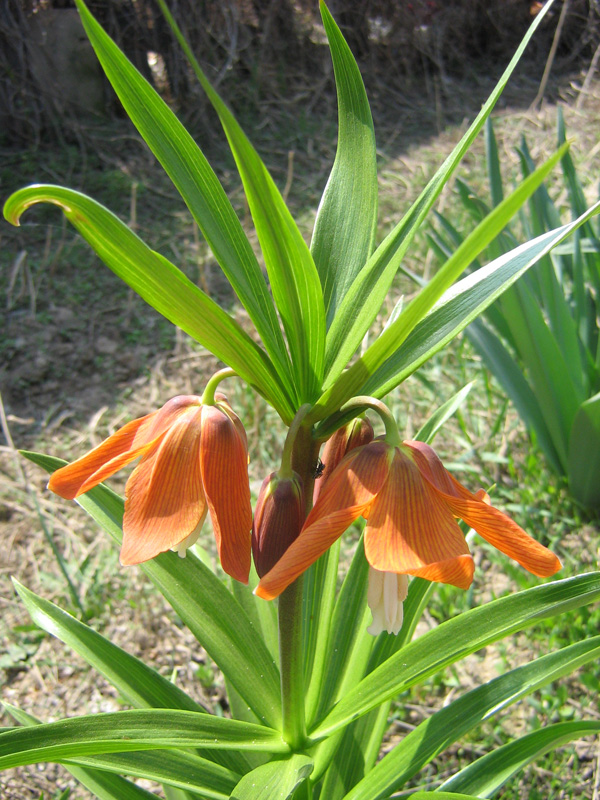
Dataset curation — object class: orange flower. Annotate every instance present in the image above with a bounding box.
[48,394,252,582]
[256,439,561,600]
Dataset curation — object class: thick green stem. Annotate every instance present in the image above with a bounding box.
[278,420,320,749]
[278,577,307,749]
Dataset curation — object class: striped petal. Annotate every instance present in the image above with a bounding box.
[364,449,475,590]
[404,440,475,500]
[48,395,204,499]
[48,412,159,499]
[120,405,206,565]
[256,441,394,600]
[433,491,561,578]
[200,405,252,584]
[406,441,561,578]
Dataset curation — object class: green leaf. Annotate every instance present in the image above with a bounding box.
[309,573,600,739]
[154,0,325,402]
[4,186,294,421]
[302,541,341,725]
[466,319,564,476]
[0,710,288,771]
[311,1,377,326]
[230,755,313,799]
[357,203,600,403]
[412,794,484,800]
[414,383,474,444]
[5,705,238,800]
[486,118,504,208]
[568,391,600,509]
[319,0,558,393]
[70,0,294,399]
[440,721,600,798]
[21,451,283,731]
[314,142,572,421]
[13,581,204,713]
[12,580,248,775]
[342,636,600,799]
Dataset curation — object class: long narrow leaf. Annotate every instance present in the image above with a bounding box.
[356,203,600,405]
[0,710,288,770]
[440,721,600,798]
[466,318,564,475]
[309,573,600,739]
[71,0,294,398]
[155,0,325,402]
[5,705,238,800]
[311,1,378,325]
[320,0,558,391]
[314,142,571,421]
[568,391,600,508]
[343,637,600,799]
[22,451,283,731]
[4,186,294,421]
[12,580,249,774]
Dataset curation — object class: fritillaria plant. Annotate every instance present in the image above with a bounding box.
[3,1,600,798]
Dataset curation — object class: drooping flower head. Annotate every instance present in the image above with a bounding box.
[256,434,562,621]
[48,392,252,582]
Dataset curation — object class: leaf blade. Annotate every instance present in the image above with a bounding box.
[4,186,294,421]
[72,0,294,394]
[311,1,378,325]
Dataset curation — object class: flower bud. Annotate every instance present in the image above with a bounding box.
[314,416,374,502]
[252,471,305,578]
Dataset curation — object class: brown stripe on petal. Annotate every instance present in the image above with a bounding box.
[48,411,160,499]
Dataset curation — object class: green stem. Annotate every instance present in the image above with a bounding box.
[278,416,320,750]
[280,403,312,479]
[201,367,237,404]
[278,577,307,749]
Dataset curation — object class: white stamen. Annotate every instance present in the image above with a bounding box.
[367,567,409,636]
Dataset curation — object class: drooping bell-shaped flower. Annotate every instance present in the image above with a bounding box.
[48,393,252,582]
[252,471,304,578]
[256,437,561,603]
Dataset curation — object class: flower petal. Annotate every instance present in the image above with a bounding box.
[364,449,475,590]
[436,492,562,578]
[48,413,159,499]
[120,405,206,565]
[256,442,394,600]
[406,441,561,578]
[404,440,475,500]
[200,405,252,584]
[48,395,204,499]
